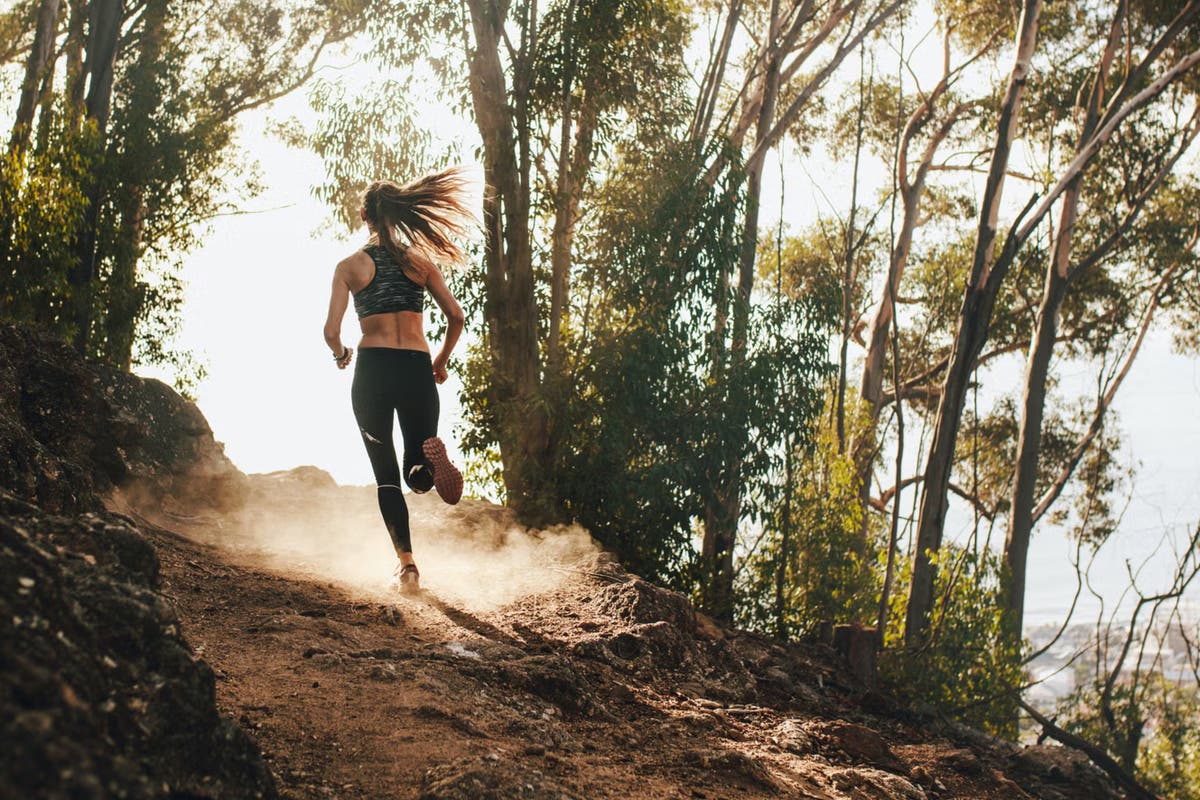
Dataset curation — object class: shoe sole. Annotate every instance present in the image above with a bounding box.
[422,437,463,505]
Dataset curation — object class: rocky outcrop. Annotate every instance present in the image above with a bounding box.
[0,492,275,799]
[0,323,245,514]
[0,324,270,798]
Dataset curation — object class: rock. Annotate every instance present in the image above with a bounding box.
[772,718,816,755]
[500,654,593,715]
[419,755,583,799]
[0,493,275,798]
[0,323,247,514]
[805,720,900,769]
[682,748,781,791]
[1011,744,1114,793]
[826,766,927,800]
[595,577,696,634]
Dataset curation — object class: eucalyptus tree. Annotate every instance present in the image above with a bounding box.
[688,0,906,621]
[906,0,1200,646]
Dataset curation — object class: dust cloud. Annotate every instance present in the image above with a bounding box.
[153,468,602,612]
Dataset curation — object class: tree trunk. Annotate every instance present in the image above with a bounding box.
[548,87,595,373]
[1003,237,1071,640]
[8,0,61,154]
[700,0,782,623]
[1004,4,1128,642]
[65,0,88,118]
[465,0,552,522]
[101,0,169,370]
[70,0,124,355]
[905,0,1042,647]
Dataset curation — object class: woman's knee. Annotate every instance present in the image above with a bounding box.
[403,453,434,492]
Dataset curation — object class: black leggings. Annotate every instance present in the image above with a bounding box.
[351,347,439,554]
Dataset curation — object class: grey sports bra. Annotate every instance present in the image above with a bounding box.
[353,244,424,319]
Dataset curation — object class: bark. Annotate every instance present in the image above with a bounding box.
[859,52,973,421]
[743,0,904,176]
[465,0,552,522]
[104,184,146,370]
[1003,255,1070,637]
[102,0,168,370]
[69,0,124,355]
[690,0,743,145]
[547,6,595,373]
[64,0,86,116]
[905,0,1042,647]
[8,0,61,154]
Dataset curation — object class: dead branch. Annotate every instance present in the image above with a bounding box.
[1018,699,1162,800]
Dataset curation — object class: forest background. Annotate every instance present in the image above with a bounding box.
[3,0,1200,796]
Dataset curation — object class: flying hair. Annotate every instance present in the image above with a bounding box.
[362,167,477,285]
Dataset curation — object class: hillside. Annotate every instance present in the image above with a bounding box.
[0,323,1125,799]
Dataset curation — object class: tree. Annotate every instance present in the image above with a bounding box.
[1003,1,1200,644]
[906,0,1200,646]
[0,0,367,374]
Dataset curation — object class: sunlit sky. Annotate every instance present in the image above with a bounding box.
[128,20,1200,630]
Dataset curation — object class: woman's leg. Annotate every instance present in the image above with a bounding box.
[351,352,413,555]
[395,353,440,494]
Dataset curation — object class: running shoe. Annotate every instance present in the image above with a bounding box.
[422,437,463,505]
[389,562,420,594]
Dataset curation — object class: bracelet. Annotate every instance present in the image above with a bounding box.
[333,346,348,361]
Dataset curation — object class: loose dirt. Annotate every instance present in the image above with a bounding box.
[110,470,1115,800]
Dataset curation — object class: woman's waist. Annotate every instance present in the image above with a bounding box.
[357,317,429,352]
[355,345,432,361]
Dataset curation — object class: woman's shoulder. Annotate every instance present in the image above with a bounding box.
[335,248,374,275]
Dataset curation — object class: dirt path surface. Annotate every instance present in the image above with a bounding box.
[120,470,1116,800]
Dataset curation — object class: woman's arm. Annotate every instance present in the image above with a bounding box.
[411,249,464,384]
[324,262,354,369]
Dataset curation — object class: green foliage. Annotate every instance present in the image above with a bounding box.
[548,139,748,583]
[880,548,1024,738]
[1138,681,1200,800]
[0,117,92,330]
[737,399,879,638]
[1,0,364,386]
[545,137,835,590]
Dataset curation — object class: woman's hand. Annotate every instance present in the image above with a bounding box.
[432,355,448,384]
[335,346,354,370]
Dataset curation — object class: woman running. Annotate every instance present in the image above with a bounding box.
[323,167,472,594]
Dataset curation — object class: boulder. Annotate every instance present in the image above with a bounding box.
[0,492,275,798]
[0,323,246,514]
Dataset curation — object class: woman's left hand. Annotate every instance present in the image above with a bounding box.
[432,356,448,384]
[335,347,354,370]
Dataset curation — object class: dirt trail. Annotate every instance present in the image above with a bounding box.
[117,470,1115,800]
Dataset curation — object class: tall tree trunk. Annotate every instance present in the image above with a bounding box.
[102,0,168,370]
[70,0,124,355]
[905,0,1042,647]
[65,0,87,118]
[104,186,147,369]
[548,88,595,373]
[700,0,782,623]
[1003,230,1071,640]
[8,0,61,154]
[465,0,552,522]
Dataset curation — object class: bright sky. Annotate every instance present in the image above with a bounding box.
[136,16,1200,632]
